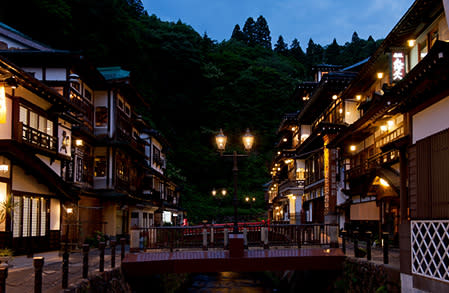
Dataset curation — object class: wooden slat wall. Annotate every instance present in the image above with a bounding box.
[414,128,449,219]
[408,145,417,218]
[430,130,449,218]
[416,136,431,218]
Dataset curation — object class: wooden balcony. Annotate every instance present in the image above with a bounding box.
[19,123,57,153]
[346,149,400,181]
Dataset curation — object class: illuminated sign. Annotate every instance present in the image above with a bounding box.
[0,85,6,124]
[392,52,405,81]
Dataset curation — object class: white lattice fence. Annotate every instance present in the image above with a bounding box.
[411,220,449,284]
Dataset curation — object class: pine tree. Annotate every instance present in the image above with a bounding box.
[290,38,305,63]
[231,24,245,42]
[351,31,360,43]
[274,35,288,54]
[254,15,271,49]
[325,38,340,64]
[306,38,324,65]
[242,17,256,46]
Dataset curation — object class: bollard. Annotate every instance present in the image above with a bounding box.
[383,232,389,264]
[120,238,126,261]
[33,257,44,293]
[210,227,214,248]
[353,231,359,258]
[0,266,7,293]
[62,246,69,289]
[111,240,116,269]
[82,244,89,278]
[366,231,372,261]
[224,228,229,249]
[263,227,269,250]
[202,226,208,251]
[341,230,346,254]
[243,226,248,249]
[99,242,105,272]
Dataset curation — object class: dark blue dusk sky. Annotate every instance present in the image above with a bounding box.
[142,0,414,48]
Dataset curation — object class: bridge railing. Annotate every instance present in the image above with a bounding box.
[134,223,337,251]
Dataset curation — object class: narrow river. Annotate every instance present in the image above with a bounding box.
[185,272,277,292]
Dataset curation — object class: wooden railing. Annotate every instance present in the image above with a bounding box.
[134,223,338,251]
[346,149,400,180]
[20,123,57,152]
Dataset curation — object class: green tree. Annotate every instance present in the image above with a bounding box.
[242,17,257,46]
[290,38,305,62]
[274,35,288,54]
[231,24,245,42]
[255,15,271,49]
[325,38,340,64]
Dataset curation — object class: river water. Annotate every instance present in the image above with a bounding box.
[185,272,276,292]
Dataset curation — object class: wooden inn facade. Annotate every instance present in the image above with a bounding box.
[0,22,183,253]
[268,0,449,290]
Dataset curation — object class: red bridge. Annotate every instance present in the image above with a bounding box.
[121,223,345,278]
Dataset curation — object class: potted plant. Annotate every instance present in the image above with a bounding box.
[0,248,13,267]
[0,196,17,267]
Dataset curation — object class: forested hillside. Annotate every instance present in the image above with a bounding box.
[0,0,381,223]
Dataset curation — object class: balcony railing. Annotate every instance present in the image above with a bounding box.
[20,123,57,152]
[346,149,400,180]
[411,220,449,284]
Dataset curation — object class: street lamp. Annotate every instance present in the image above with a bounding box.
[215,128,254,234]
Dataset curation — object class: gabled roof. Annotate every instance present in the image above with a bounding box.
[98,66,131,81]
[0,55,80,113]
[0,22,62,52]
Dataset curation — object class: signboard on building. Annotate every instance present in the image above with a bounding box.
[58,125,71,157]
[392,52,406,81]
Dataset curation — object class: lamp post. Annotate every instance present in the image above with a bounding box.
[215,128,254,234]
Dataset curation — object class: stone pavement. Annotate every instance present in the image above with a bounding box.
[6,246,125,293]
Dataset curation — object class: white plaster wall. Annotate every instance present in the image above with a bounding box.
[12,165,55,195]
[0,96,12,139]
[15,87,52,110]
[21,67,43,80]
[35,154,60,175]
[413,95,449,143]
[0,35,30,49]
[45,68,66,81]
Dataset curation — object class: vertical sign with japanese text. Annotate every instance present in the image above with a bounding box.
[392,52,405,81]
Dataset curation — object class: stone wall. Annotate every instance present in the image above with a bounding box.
[337,258,400,293]
[64,268,131,293]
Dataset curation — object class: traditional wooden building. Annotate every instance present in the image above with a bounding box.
[0,23,183,249]
[268,112,303,223]
[327,0,449,290]
[0,55,79,253]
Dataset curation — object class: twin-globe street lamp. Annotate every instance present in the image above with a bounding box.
[215,128,254,234]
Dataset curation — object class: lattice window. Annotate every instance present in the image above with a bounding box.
[411,220,449,284]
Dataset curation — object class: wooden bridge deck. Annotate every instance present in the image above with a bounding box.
[122,248,346,276]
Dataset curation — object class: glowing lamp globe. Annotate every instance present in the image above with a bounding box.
[215,129,227,151]
[242,129,254,151]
